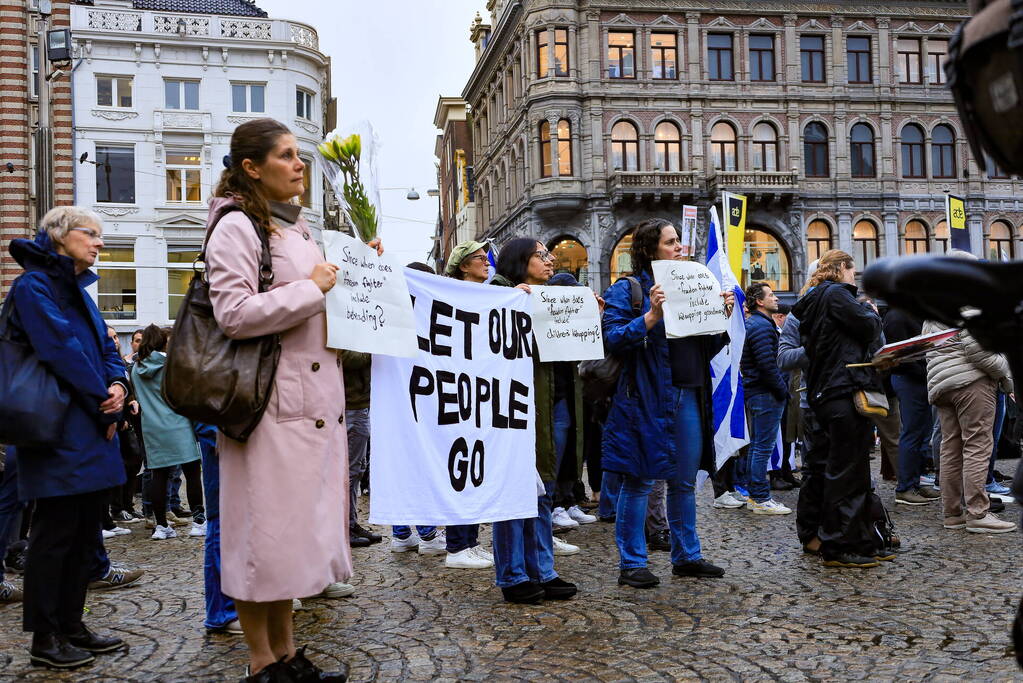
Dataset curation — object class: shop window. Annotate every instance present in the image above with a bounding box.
[807,219,832,263]
[988,220,1014,260]
[853,219,880,270]
[904,219,929,254]
[742,229,790,292]
[610,231,634,283]
[167,245,201,320]
[934,219,949,253]
[97,244,137,320]
[549,237,588,285]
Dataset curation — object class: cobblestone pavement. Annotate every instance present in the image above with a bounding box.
[1,460,1022,682]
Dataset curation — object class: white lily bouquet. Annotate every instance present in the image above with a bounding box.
[317,122,382,241]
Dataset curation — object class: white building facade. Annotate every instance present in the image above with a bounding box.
[70,0,333,335]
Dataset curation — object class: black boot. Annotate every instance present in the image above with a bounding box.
[501,581,543,604]
[29,632,95,669]
[285,646,348,682]
[351,524,382,544]
[540,577,577,600]
[242,658,292,683]
[65,623,124,653]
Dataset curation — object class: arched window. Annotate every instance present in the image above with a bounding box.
[904,219,929,254]
[850,123,875,178]
[932,124,956,178]
[540,121,552,178]
[853,219,880,270]
[610,230,633,282]
[611,121,639,171]
[550,237,589,284]
[803,122,829,177]
[934,219,949,253]
[807,219,832,262]
[901,124,925,178]
[557,119,572,176]
[752,122,778,172]
[988,220,1014,260]
[654,121,682,171]
[711,121,737,171]
[742,229,791,291]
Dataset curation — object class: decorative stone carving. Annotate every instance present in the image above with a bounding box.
[290,24,318,49]
[154,43,161,69]
[222,19,272,41]
[134,43,141,67]
[153,15,210,36]
[201,46,208,70]
[163,113,204,129]
[221,47,229,72]
[227,115,259,125]
[87,10,141,32]
[294,119,319,134]
[94,206,140,217]
[92,110,139,121]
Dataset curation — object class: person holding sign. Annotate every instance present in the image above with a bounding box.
[490,238,580,604]
[602,219,735,589]
[205,119,379,682]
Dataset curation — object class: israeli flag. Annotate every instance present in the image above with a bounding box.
[706,206,749,468]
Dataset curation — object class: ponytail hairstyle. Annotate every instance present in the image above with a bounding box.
[214,118,292,235]
[630,218,678,276]
[136,324,168,362]
[496,237,541,285]
[802,249,855,294]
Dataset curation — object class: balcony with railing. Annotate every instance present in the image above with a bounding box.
[706,169,800,195]
[608,171,701,203]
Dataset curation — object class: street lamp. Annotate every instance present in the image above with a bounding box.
[379,187,432,201]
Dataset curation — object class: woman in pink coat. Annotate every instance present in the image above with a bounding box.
[205,118,378,682]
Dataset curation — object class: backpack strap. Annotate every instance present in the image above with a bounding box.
[625,276,642,315]
[199,205,275,293]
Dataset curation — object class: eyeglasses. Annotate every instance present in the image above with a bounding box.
[532,250,553,262]
[465,254,489,263]
[69,226,102,240]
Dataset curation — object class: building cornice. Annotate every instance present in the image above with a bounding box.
[581,0,968,19]
[462,0,523,104]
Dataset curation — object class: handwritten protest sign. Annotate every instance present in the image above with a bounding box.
[322,231,417,357]
[369,270,537,525]
[652,259,728,338]
[529,285,604,362]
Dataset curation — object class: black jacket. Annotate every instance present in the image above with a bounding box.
[741,310,787,401]
[791,280,882,407]
[882,308,926,383]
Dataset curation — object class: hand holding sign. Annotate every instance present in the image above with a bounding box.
[652,260,729,338]
[530,285,604,362]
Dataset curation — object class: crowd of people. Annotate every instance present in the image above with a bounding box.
[0,117,1017,682]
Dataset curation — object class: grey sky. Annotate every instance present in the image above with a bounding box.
[255,0,488,267]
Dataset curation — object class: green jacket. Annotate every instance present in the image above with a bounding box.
[490,274,584,483]
[341,350,371,410]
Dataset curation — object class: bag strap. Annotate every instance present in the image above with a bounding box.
[199,205,275,293]
[625,276,642,315]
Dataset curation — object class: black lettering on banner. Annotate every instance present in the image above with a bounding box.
[508,380,529,429]
[491,377,509,428]
[448,437,469,492]
[454,309,480,360]
[470,439,485,487]
[488,309,502,356]
[474,377,491,429]
[515,310,533,359]
[457,373,473,422]
[429,300,454,357]
[436,370,458,425]
[408,366,434,422]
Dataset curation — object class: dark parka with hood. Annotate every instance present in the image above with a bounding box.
[7,231,127,500]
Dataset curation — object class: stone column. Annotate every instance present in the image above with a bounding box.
[883,211,899,258]
[686,12,702,84]
[837,211,853,254]
[877,17,891,90]
[783,14,798,84]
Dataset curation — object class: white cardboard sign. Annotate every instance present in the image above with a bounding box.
[652,260,729,338]
[322,231,418,357]
[529,285,604,362]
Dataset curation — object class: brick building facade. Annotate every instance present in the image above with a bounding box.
[433,96,477,262]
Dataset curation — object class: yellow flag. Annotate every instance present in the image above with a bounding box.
[722,192,746,282]
[946,193,970,250]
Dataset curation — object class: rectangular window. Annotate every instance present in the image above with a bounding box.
[165,151,202,203]
[296,89,313,120]
[607,32,635,79]
[708,33,734,81]
[231,83,265,113]
[928,39,949,85]
[167,245,201,320]
[536,29,549,77]
[800,35,825,82]
[95,146,135,203]
[651,32,677,79]
[97,245,137,321]
[553,28,569,76]
[847,36,872,84]
[300,157,312,208]
[96,76,133,108]
[749,35,775,82]
[897,38,922,84]
[164,79,199,110]
[30,45,39,98]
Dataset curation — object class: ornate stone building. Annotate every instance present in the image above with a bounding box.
[461,0,1018,296]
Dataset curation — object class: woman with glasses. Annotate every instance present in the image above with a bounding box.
[602,218,734,589]
[488,237,579,604]
[6,206,128,668]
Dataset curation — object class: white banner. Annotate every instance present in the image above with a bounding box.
[652,259,729,338]
[529,285,604,362]
[322,231,418,357]
[369,269,538,525]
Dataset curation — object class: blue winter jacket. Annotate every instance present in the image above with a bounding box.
[600,270,726,480]
[7,231,127,500]
[740,310,788,402]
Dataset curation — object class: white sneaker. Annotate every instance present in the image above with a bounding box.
[552,536,579,556]
[470,545,494,563]
[417,531,447,556]
[101,529,115,539]
[222,619,243,635]
[292,598,303,611]
[729,490,749,504]
[390,534,419,552]
[713,492,744,509]
[551,507,579,528]
[189,521,207,537]
[317,582,355,598]
[567,505,597,524]
[111,526,131,536]
[748,499,792,515]
[445,548,493,569]
[151,524,177,540]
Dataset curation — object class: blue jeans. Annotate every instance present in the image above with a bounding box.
[201,440,236,629]
[891,374,933,492]
[746,393,785,502]
[598,471,622,518]
[445,525,479,553]
[0,454,24,574]
[614,387,703,569]
[392,525,436,540]
[988,391,1007,484]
